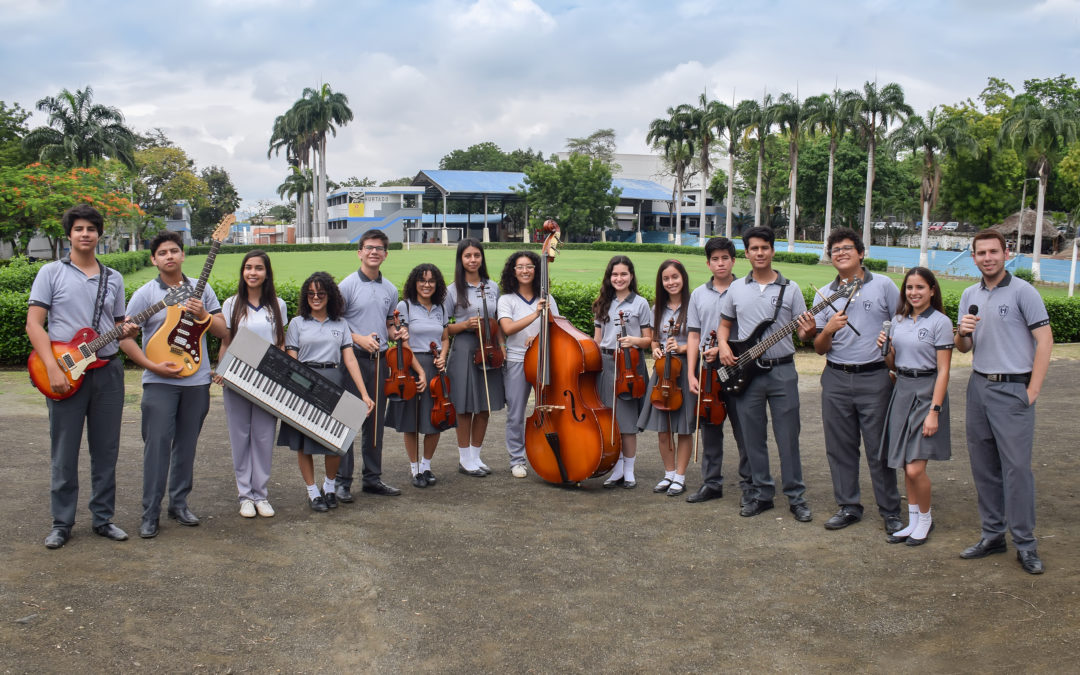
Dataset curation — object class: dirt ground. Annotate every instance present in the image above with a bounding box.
[1,349,1078,673]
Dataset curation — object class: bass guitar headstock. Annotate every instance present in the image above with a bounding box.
[211,214,236,243]
[163,285,195,306]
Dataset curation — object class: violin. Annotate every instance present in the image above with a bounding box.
[613,309,646,399]
[473,285,504,369]
[650,317,683,412]
[695,330,726,425]
[427,341,456,431]
[524,220,620,484]
[384,310,418,401]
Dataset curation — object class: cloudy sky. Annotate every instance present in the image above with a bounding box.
[2,0,1077,210]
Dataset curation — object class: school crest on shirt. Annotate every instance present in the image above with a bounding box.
[862,300,873,312]
[917,327,932,343]
[998,304,1009,318]
[330,329,343,339]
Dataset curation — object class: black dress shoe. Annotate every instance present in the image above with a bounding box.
[324,492,338,509]
[1017,549,1044,574]
[740,499,775,517]
[423,469,437,485]
[458,464,486,477]
[93,523,129,541]
[665,480,685,497]
[603,476,624,489]
[960,537,1007,559]
[44,528,69,549]
[139,519,159,539]
[686,485,723,503]
[885,531,909,544]
[310,495,329,512]
[335,485,354,504]
[167,506,200,526]
[824,508,861,530]
[362,480,402,496]
[884,515,904,534]
[622,479,637,489]
[790,503,813,522]
[411,473,429,488]
[906,522,935,546]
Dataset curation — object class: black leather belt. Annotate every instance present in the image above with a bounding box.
[827,360,886,374]
[352,345,386,360]
[975,370,1031,384]
[601,348,615,355]
[897,367,937,378]
[759,355,794,367]
[304,362,338,369]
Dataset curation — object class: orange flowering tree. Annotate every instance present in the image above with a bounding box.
[0,163,143,257]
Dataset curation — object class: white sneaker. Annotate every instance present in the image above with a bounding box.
[511,464,528,478]
[255,500,275,517]
[239,499,257,518]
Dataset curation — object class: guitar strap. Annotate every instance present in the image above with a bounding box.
[91,262,111,332]
[769,280,787,326]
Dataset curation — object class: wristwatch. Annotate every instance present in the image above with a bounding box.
[931,404,942,412]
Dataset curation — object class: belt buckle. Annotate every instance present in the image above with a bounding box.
[987,373,1002,382]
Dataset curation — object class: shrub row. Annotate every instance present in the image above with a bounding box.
[0,251,151,293]
[186,242,404,255]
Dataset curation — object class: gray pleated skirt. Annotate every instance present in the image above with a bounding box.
[386,353,451,434]
[637,354,696,435]
[447,331,505,414]
[880,373,951,468]
[277,365,343,456]
[598,352,647,434]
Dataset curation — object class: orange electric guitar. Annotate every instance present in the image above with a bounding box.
[143,214,234,376]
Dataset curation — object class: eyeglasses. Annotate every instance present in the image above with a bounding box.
[417,280,436,286]
[830,245,857,255]
[515,265,535,271]
[361,245,387,253]
[306,291,327,299]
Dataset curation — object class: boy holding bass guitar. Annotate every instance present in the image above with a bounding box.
[27,204,139,549]
[122,230,228,539]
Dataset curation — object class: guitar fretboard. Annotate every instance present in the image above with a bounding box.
[735,284,856,367]
[84,298,172,353]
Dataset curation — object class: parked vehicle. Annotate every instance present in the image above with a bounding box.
[943,221,959,231]
[873,221,888,230]
[929,222,944,231]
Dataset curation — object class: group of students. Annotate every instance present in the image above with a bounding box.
[29,204,1052,575]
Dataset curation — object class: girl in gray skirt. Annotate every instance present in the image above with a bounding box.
[637,259,696,497]
[878,267,953,546]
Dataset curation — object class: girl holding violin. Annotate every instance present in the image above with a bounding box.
[278,272,374,512]
[385,264,449,488]
[498,251,558,479]
[591,255,652,489]
[637,259,695,497]
[444,238,505,477]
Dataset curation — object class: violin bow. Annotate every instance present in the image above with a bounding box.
[474,285,492,414]
[810,283,861,337]
[693,332,705,464]
[373,335,382,459]
[663,320,676,463]
[610,312,620,444]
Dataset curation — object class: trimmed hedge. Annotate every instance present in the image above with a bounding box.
[186,242,404,255]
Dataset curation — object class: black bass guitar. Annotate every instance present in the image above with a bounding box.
[715,279,860,396]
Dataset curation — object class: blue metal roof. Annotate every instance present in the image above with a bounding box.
[414,170,671,202]
[611,178,671,201]
[421,213,506,224]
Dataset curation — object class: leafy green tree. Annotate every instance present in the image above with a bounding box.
[23,86,136,169]
[0,101,32,168]
[738,94,778,228]
[276,166,312,227]
[775,93,805,250]
[843,81,914,245]
[647,106,695,240]
[565,128,619,171]
[380,177,414,186]
[294,83,353,241]
[520,154,619,240]
[268,108,313,240]
[438,142,544,172]
[733,133,787,231]
[131,146,208,245]
[339,175,378,187]
[804,90,851,255]
[711,101,749,238]
[1021,74,1080,109]
[677,96,718,236]
[191,165,240,241]
[268,203,297,224]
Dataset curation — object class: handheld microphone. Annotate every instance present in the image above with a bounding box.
[968,304,979,316]
[880,320,892,358]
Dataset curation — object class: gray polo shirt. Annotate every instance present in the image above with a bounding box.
[339,268,398,353]
[720,271,807,359]
[28,257,127,358]
[688,280,737,340]
[398,299,448,355]
[594,293,652,349]
[444,279,500,325]
[284,315,351,363]
[655,304,689,347]
[816,269,899,365]
[129,275,222,386]
[891,307,954,371]
[497,292,559,362]
[959,272,1050,374]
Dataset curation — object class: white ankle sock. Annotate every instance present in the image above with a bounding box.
[893,505,920,538]
[910,508,932,539]
[607,458,624,481]
[623,456,636,483]
[410,461,419,476]
[673,473,686,486]
[420,458,431,473]
[459,447,478,471]
[472,445,489,468]
[322,477,335,495]
[665,470,676,481]
[306,483,321,500]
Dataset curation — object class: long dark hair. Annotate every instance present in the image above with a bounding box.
[228,249,285,347]
[653,259,689,336]
[591,255,638,324]
[299,271,345,321]
[404,263,447,306]
[896,266,944,318]
[500,250,541,296]
[453,238,490,309]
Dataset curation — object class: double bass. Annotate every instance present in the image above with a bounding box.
[524,220,620,485]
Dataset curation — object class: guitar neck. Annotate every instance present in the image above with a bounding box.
[191,238,223,299]
[84,298,170,353]
[742,289,849,361]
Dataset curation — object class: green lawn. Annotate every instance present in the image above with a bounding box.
[122,244,1073,298]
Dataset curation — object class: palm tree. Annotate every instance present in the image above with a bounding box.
[268,111,314,241]
[999,101,1079,279]
[889,107,978,267]
[680,94,718,238]
[295,84,353,242]
[738,93,778,228]
[647,107,695,242]
[23,85,136,169]
[843,81,913,245]
[804,90,850,258]
[775,92,805,252]
[711,101,749,239]
[277,165,313,231]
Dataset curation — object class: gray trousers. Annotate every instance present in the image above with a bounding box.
[699,392,749,492]
[731,362,806,505]
[503,361,529,467]
[820,367,900,517]
[141,383,210,520]
[337,351,388,489]
[47,358,124,531]
[223,388,277,502]
[965,375,1038,551]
